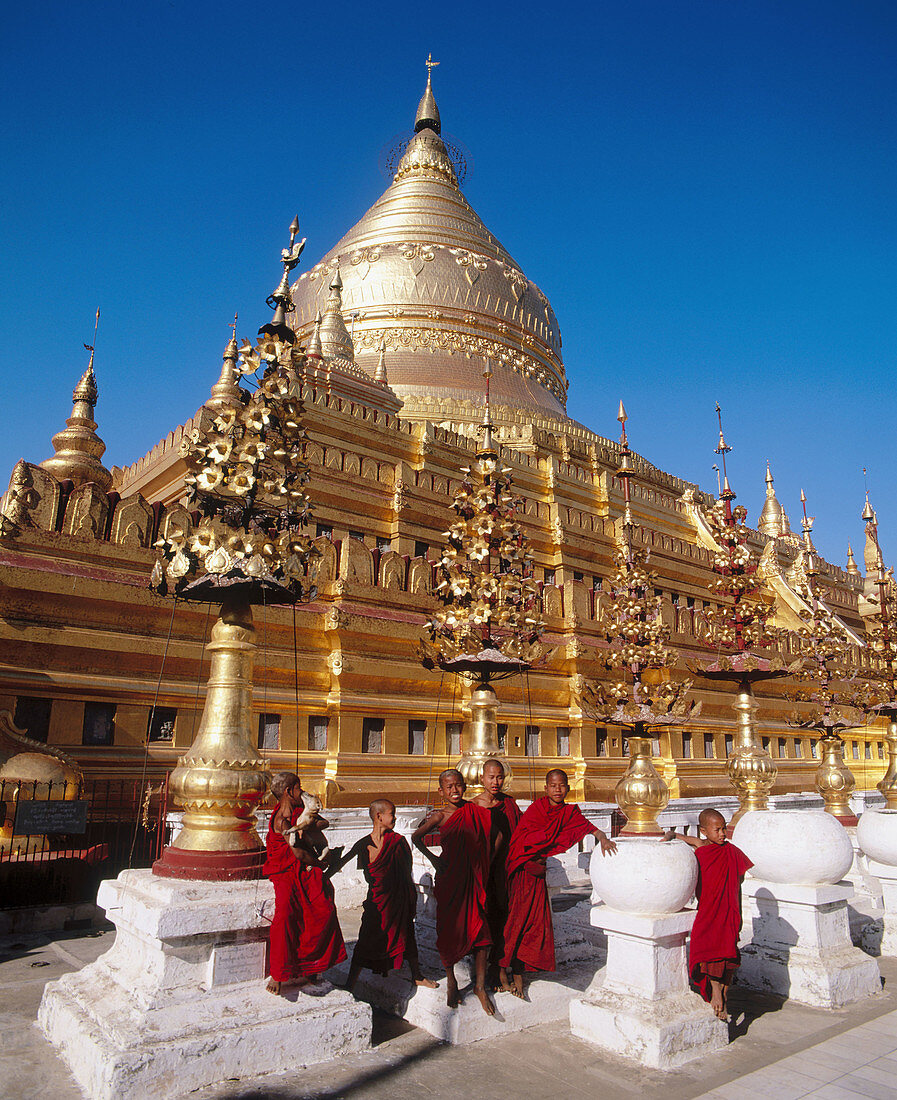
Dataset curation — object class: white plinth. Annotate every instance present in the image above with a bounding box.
[570,905,728,1069]
[861,860,897,957]
[338,959,593,1044]
[38,869,371,1100]
[738,877,881,1008]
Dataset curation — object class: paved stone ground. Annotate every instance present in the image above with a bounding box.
[3,908,896,1100]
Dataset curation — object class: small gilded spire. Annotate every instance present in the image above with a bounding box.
[758,461,791,539]
[41,314,112,491]
[714,403,734,499]
[846,544,859,576]
[477,359,496,457]
[306,310,324,360]
[374,336,388,384]
[616,399,635,532]
[318,261,355,363]
[207,314,244,412]
[415,53,441,134]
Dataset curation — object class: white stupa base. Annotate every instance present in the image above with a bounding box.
[860,860,897,957]
[570,906,728,1070]
[738,877,881,1008]
[335,958,593,1044]
[38,869,371,1100]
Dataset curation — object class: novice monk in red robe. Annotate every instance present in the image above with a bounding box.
[502,769,616,998]
[263,771,346,995]
[471,759,521,992]
[334,799,437,993]
[667,807,752,1021]
[412,768,496,1015]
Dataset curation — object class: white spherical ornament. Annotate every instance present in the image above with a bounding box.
[732,809,853,885]
[590,836,697,916]
[856,808,897,867]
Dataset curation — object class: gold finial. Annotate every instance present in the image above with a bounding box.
[765,460,774,490]
[415,54,442,134]
[374,335,388,384]
[758,461,790,538]
[847,544,859,575]
[40,316,112,491]
[207,318,244,412]
[714,402,733,497]
[477,359,496,456]
[229,312,238,342]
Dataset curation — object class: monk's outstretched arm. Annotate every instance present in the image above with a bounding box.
[664,829,703,848]
[411,809,444,872]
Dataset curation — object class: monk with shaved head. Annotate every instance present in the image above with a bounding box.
[335,798,437,993]
[501,769,616,998]
[666,808,752,1021]
[413,768,495,1014]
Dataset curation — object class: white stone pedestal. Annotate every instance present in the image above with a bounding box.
[38,869,371,1100]
[861,861,897,957]
[739,877,881,1008]
[570,905,728,1069]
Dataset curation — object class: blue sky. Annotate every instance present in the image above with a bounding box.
[1,1,895,568]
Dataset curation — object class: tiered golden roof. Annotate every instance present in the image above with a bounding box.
[288,63,567,424]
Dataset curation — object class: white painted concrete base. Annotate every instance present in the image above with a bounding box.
[334,958,594,1044]
[860,861,897,957]
[38,869,371,1100]
[570,905,728,1069]
[738,877,882,1008]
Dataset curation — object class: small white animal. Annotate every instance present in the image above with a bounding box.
[283,791,330,859]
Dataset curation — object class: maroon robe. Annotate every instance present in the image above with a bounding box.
[689,840,753,1001]
[352,830,418,974]
[434,801,493,967]
[501,797,596,972]
[487,794,522,964]
[263,809,347,981]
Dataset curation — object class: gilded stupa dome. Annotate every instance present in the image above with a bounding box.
[289,64,567,424]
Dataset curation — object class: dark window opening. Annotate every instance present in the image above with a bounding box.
[724,733,734,756]
[308,715,328,752]
[148,706,177,742]
[82,702,116,746]
[497,723,508,753]
[525,725,539,757]
[446,721,462,756]
[362,717,384,754]
[703,735,715,759]
[414,540,429,559]
[14,697,52,743]
[258,713,280,751]
[408,719,427,755]
[349,530,365,543]
[596,726,608,757]
[376,537,391,552]
[543,568,555,586]
[316,523,333,539]
[557,726,571,756]
[682,731,692,759]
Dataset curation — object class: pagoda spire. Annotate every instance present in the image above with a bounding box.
[373,335,388,384]
[318,263,355,363]
[41,312,112,491]
[415,53,441,134]
[306,310,324,362]
[847,544,859,576]
[758,461,790,538]
[207,314,243,412]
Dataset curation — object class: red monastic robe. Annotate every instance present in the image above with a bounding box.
[352,830,418,974]
[501,797,596,972]
[689,840,753,1001]
[263,810,347,981]
[487,794,522,964]
[434,801,493,967]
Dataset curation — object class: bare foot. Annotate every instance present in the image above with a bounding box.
[709,986,728,1021]
[474,986,496,1016]
[414,975,438,988]
[498,968,514,994]
[266,978,281,995]
[446,972,460,1009]
[510,972,526,1000]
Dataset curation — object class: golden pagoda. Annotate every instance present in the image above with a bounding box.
[0,62,888,810]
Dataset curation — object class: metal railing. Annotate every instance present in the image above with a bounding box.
[0,775,168,910]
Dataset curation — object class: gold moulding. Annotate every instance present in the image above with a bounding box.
[727,684,777,826]
[455,681,514,793]
[814,734,857,821]
[615,734,669,834]
[166,599,268,854]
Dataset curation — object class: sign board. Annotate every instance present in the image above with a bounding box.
[13,800,89,835]
[206,942,267,988]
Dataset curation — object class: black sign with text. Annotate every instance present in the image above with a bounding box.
[13,800,89,835]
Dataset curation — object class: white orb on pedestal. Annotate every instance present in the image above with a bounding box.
[590,837,697,915]
[856,808,897,868]
[732,810,853,885]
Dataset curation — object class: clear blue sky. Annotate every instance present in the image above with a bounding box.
[2,1,895,569]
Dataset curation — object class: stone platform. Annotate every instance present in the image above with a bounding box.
[38,869,371,1100]
[332,957,595,1044]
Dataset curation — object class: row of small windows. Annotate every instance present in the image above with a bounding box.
[9,698,891,762]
